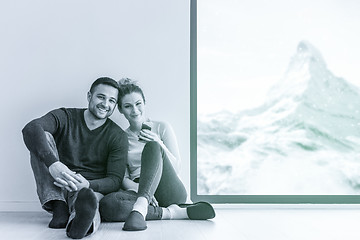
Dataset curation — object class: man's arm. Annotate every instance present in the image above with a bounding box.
[22,110,61,167]
[88,132,129,195]
[22,109,75,186]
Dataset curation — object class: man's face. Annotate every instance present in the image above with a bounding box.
[87,84,118,120]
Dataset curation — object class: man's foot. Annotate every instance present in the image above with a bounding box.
[179,202,216,220]
[123,211,147,231]
[66,188,97,239]
[49,200,69,229]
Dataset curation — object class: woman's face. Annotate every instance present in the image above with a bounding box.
[119,92,146,125]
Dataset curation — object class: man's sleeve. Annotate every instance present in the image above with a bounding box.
[89,131,128,195]
[22,109,64,167]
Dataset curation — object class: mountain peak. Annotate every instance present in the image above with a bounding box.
[293,40,326,67]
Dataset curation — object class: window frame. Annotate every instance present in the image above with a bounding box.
[189,0,360,204]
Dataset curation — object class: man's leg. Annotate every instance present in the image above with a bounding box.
[30,132,69,228]
[66,188,103,239]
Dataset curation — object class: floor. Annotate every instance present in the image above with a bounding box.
[2,206,360,240]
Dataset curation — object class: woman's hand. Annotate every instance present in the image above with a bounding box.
[150,196,159,207]
[139,129,161,144]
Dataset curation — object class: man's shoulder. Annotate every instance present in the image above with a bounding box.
[106,119,127,135]
[49,107,84,116]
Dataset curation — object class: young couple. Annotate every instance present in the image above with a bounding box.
[22,77,215,239]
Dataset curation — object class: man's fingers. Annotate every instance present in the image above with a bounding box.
[53,181,73,192]
[62,172,79,183]
[55,177,69,186]
[67,181,78,191]
[56,176,77,191]
[73,173,83,182]
[54,181,64,188]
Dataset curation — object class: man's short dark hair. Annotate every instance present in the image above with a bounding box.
[90,77,119,93]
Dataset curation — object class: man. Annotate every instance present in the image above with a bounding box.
[22,77,128,239]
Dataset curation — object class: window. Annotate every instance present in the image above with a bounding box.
[191,0,360,203]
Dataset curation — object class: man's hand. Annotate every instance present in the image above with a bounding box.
[49,161,75,191]
[49,162,89,192]
[54,172,90,192]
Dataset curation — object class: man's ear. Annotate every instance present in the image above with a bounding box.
[87,91,91,102]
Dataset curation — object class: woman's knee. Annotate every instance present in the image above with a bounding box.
[143,141,161,153]
[142,141,162,164]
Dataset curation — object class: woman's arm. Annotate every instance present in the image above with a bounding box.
[157,121,181,174]
[121,168,139,192]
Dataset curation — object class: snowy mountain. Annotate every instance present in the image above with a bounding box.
[198,41,360,195]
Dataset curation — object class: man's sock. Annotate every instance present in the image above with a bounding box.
[49,200,69,229]
[67,188,97,239]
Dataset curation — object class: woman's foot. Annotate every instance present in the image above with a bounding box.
[123,211,147,231]
[178,202,216,220]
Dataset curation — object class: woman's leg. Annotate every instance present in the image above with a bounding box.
[137,141,214,221]
[137,141,187,206]
[154,147,187,207]
[123,141,186,231]
[99,189,163,222]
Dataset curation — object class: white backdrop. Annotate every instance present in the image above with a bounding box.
[0,0,190,211]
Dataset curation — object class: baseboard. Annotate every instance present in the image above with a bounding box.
[213,203,360,209]
[0,201,42,212]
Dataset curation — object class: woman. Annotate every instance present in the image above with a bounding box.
[99,79,215,231]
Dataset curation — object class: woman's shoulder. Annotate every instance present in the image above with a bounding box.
[151,120,172,134]
[151,120,171,129]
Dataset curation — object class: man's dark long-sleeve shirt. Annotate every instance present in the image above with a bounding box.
[22,108,128,195]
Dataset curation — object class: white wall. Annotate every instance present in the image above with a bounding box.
[0,0,190,211]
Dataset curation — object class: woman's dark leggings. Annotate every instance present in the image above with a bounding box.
[99,141,187,221]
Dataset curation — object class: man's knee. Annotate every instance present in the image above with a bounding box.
[44,131,59,158]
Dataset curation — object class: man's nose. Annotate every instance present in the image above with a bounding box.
[102,99,110,108]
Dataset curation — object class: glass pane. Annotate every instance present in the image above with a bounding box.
[196,0,360,196]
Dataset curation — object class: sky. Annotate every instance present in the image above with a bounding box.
[197,0,360,114]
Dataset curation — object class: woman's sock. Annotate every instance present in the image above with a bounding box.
[49,200,69,229]
[166,204,188,219]
[132,197,148,219]
[123,197,149,231]
[165,202,216,220]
